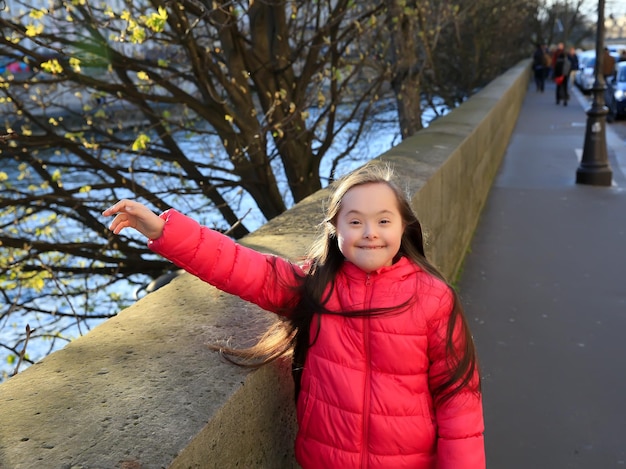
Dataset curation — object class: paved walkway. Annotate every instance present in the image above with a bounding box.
[457,81,626,468]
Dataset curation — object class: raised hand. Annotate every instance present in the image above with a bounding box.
[102,199,166,240]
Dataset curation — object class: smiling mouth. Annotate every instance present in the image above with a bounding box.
[358,246,385,249]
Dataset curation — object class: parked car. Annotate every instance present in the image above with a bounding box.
[606,61,626,122]
[574,50,596,93]
[574,50,620,94]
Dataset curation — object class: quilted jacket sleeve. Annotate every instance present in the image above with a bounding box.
[427,287,485,469]
[147,209,302,315]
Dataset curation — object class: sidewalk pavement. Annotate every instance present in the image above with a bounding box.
[457,80,626,468]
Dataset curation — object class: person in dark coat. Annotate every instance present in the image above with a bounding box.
[532,43,546,92]
[552,43,571,106]
[567,47,579,74]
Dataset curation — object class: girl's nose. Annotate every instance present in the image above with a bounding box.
[363,224,377,239]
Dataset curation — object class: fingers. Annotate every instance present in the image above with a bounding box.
[108,214,130,235]
[102,199,133,217]
[103,200,135,234]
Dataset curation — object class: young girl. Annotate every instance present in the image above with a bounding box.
[103,163,485,469]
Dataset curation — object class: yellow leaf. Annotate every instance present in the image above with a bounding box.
[41,59,63,74]
[69,57,81,72]
[29,9,45,19]
[131,27,146,44]
[317,91,326,107]
[132,134,150,151]
[25,23,44,37]
[146,7,168,32]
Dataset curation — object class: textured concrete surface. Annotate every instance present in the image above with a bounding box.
[0,276,297,468]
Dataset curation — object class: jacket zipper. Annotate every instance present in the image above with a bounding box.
[361,273,373,469]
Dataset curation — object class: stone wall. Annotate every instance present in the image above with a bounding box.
[0,60,530,469]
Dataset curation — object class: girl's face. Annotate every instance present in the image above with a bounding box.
[335,182,405,273]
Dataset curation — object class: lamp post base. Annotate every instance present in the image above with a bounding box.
[576,85,612,187]
[576,166,613,186]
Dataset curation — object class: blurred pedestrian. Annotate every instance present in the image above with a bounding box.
[567,47,579,76]
[602,48,616,81]
[552,43,571,106]
[567,47,579,96]
[532,43,546,92]
[543,44,552,80]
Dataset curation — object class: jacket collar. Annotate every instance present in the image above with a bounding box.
[341,256,417,281]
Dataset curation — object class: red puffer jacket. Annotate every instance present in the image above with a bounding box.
[149,210,485,469]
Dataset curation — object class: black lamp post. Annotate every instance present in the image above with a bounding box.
[576,0,613,186]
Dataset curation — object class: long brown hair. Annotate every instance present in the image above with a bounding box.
[213,162,480,404]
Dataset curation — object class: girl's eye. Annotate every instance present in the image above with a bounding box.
[380,219,391,225]
[349,220,361,225]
